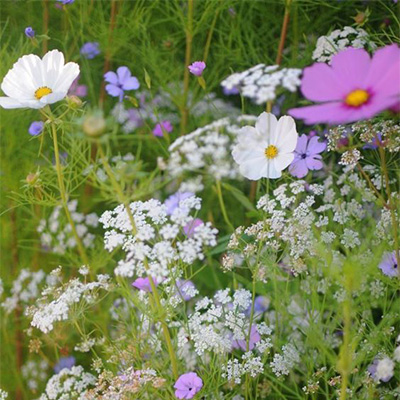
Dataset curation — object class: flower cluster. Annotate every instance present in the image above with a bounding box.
[167,116,256,191]
[29,271,111,333]
[221,64,301,104]
[37,200,98,254]
[312,26,377,63]
[99,196,218,278]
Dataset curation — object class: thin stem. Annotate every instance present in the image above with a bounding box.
[379,147,400,272]
[51,122,90,266]
[203,7,219,63]
[97,143,179,379]
[275,0,293,66]
[180,0,194,136]
[338,295,351,400]
[42,0,49,54]
[215,180,234,231]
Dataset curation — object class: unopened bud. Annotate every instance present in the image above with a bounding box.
[26,172,39,186]
[67,95,83,109]
[82,114,106,138]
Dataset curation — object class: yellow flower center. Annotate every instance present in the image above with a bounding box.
[345,89,369,107]
[265,145,278,159]
[34,86,53,100]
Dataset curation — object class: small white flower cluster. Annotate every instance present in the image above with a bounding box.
[312,26,377,63]
[178,288,272,359]
[83,153,135,183]
[1,269,50,314]
[99,196,218,279]
[37,200,98,254]
[270,343,301,377]
[84,367,165,399]
[0,390,7,400]
[222,352,264,385]
[167,116,256,191]
[225,169,378,274]
[22,359,49,391]
[29,272,111,333]
[221,64,301,104]
[39,365,96,400]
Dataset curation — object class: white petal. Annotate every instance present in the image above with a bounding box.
[42,50,65,88]
[260,160,281,179]
[256,112,278,141]
[0,97,23,109]
[274,152,294,171]
[239,156,268,180]
[53,62,80,94]
[39,91,67,105]
[18,54,45,88]
[274,115,298,152]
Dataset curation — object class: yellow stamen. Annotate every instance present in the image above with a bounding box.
[34,86,52,100]
[265,145,278,159]
[345,89,369,107]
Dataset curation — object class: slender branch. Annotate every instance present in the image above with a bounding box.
[275,0,293,66]
[51,122,90,266]
[215,180,234,231]
[42,0,49,54]
[180,0,194,136]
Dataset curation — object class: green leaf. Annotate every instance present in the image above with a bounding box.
[144,68,151,89]
[222,182,256,212]
[197,76,206,90]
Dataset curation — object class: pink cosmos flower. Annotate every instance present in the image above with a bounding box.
[188,61,206,76]
[289,45,400,125]
[289,134,326,178]
[174,372,203,399]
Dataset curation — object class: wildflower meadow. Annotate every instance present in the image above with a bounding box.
[1,0,400,399]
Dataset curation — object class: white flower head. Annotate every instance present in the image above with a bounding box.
[232,112,298,180]
[0,50,79,109]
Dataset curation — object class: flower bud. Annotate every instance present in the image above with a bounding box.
[82,114,106,138]
[66,95,83,109]
[26,172,40,186]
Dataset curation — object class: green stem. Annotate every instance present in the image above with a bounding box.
[97,142,179,379]
[51,122,90,266]
[338,295,351,400]
[215,180,234,231]
[180,0,194,136]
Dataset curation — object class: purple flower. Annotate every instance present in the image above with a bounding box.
[80,42,100,59]
[183,218,203,238]
[28,121,44,136]
[104,66,140,101]
[132,277,159,292]
[222,86,239,96]
[379,251,398,277]
[174,372,203,399]
[68,76,87,97]
[289,45,400,125]
[57,0,75,4]
[54,356,75,373]
[232,325,261,351]
[165,192,194,215]
[153,120,173,137]
[175,279,196,301]
[188,61,206,76]
[245,296,270,316]
[289,134,326,178]
[363,133,383,150]
[25,27,35,38]
[368,357,394,382]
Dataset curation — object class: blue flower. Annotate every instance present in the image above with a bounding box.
[25,27,35,38]
[80,42,100,59]
[54,356,75,373]
[104,66,140,102]
[28,121,44,136]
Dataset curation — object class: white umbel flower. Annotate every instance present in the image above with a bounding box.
[0,50,79,109]
[232,112,298,180]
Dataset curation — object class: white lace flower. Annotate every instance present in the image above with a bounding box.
[0,50,79,109]
[232,112,298,180]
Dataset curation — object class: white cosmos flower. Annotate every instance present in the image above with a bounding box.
[232,112,298,180]
[0,50,79,109]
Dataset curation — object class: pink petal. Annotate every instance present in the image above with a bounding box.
[330,47,371,89]
[365,44,400,98]
[300,62,348,102]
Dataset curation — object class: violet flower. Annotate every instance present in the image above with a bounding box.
[183,218,203,238]
[175,279,196,301]
[174,372,203,399]
[165,192,194,215]
[188,61,206,76]
[68,76,88,97]
[28,121,44,136]
[80,42,100,59]
[104,66,140,102]
[54,356,75,373]
[132,277,159,292]
[379,251,398,277]
[153,120,173,137]
[232,325,261,351]
[25,27,35,38]
[57,0,75,4]
[289,134,326,178]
